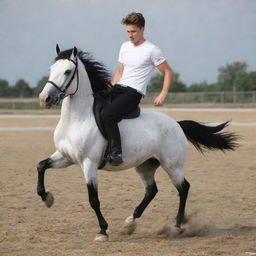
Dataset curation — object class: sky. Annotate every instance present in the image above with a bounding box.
[0,0,256,87]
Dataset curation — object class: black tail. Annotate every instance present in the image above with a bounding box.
[178,120,239,153]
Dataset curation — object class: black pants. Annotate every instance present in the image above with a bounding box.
[101,84,142,153]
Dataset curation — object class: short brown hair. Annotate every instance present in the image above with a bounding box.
[121,12,145,27]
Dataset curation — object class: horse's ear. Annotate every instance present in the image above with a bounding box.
[73,46,77,57]
[56,44,61,55]
[70,46,77,60]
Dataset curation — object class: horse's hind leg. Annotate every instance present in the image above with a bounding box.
[175,178,190,228]
[133,158,160,219]
[37,151,71,207]
[162,166,190,228]
[123,158,159,234]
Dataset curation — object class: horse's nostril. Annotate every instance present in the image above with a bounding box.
[45,96,51,103]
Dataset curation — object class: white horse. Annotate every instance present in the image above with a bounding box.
[38,46,237,241]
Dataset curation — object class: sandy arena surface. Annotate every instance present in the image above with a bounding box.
[0,108,255,256]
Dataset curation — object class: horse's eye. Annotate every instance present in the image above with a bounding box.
[64,69,72,75]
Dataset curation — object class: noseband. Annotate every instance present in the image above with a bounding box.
[47,58,79,104]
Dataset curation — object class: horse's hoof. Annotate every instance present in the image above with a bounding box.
[94,233,109,242]
[44,192,54,208]
[175,226,185,234]
[125,215,135,224]
[122,215,136,235]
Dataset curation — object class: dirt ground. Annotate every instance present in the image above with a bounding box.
[0,109,255,256]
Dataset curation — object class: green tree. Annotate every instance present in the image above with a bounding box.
[147,73,163,92]
[148,72,187,92]
[217,62,247,91]
[13,79,33,98]
[0,80,11,97]
[236,71,256,91]
[33,76,49,96]
[247,71,256,91]
[172,73,187,92]
[187,81,210,92]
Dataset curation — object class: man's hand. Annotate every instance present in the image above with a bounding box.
[154,92,167,107]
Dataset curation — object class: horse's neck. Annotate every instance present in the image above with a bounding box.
[60,63,94,126]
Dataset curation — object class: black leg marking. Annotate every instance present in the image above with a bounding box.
[133,182,158,219]
[87,184,108,235]
[37,158,51,201]
[175,178,190,227]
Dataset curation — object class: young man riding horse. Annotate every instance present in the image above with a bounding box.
[101,12,173,166]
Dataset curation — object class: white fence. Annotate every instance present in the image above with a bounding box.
[0,91,255,109]
[142,91,256,105]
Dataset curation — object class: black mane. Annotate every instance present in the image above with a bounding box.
[55,49,111,92]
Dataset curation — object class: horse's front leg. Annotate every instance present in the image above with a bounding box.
[37,151,71,207]
[82,158,108,241]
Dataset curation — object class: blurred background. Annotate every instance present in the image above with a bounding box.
[0,0,256,107]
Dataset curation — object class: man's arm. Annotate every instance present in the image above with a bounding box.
[154,61,173,106]
[111,63,124,85]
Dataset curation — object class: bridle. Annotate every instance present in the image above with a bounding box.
[47,58,79,105]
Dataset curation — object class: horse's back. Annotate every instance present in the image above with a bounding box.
[139,111,187,145]
[121,110,183,136]
[118,110,188,167]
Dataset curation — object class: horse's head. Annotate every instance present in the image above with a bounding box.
[39,45,79,108]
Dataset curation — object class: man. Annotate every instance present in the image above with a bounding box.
[101,12,173,166]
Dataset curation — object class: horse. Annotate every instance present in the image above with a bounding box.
[37,45,238,241]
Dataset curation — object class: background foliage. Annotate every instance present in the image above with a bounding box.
[0,61,255,98]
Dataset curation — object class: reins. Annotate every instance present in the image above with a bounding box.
[47,58,79,104]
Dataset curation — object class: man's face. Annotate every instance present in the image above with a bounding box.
[125,24,144,45]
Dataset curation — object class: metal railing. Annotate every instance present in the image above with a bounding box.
[142,91,256,105]
[0,91,255,109]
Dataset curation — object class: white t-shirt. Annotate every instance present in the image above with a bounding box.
[118,40,165,95]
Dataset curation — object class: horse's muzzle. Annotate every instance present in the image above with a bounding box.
[39,92,53,109]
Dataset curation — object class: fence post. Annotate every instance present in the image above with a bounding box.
[200,92,204,103]
[233,89,236,104]
[221,92,224,104]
